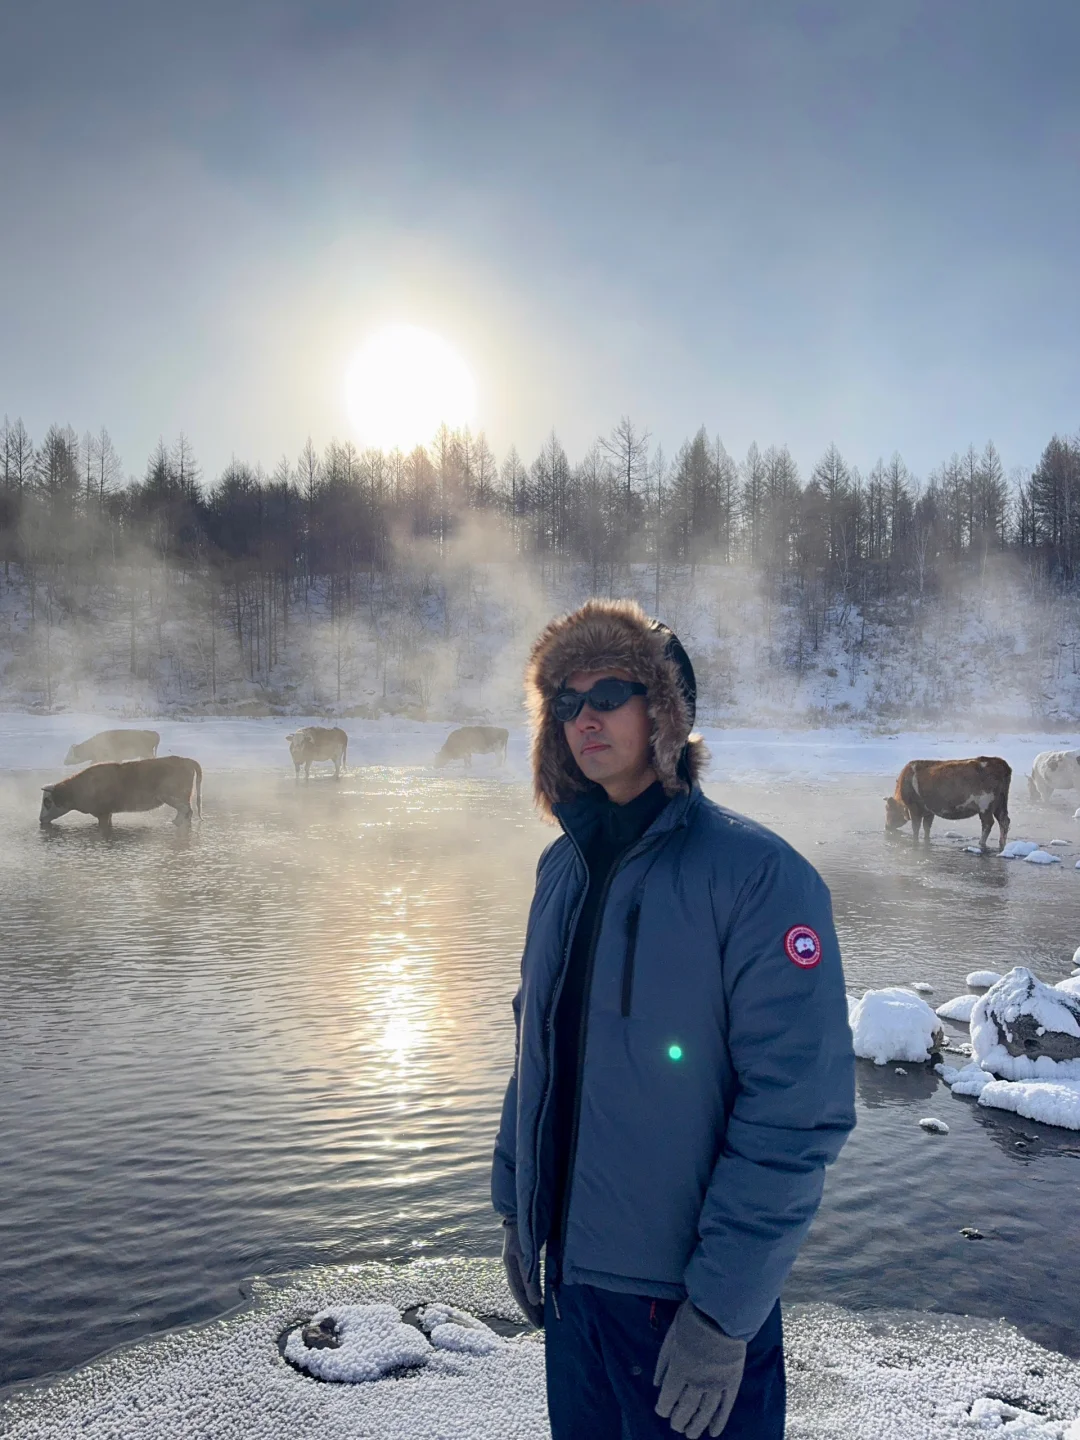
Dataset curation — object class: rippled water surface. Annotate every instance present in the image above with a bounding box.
[2,758,1080,1389]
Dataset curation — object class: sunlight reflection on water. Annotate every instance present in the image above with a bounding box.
[1,767,1079,1390]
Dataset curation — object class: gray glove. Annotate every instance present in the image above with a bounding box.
[654,1299,747,1438]
[500,1219,544,1328]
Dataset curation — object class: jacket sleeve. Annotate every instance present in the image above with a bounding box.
[491,985,522,1220]
[684,848,856,1340]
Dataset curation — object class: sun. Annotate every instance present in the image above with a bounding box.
[344,324,477,452]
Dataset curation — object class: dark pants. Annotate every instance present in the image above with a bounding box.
[544,1268,785,1440]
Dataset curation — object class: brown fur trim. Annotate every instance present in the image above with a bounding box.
[525,598,709,820]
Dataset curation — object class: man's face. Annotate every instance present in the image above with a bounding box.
[561,667,655,797]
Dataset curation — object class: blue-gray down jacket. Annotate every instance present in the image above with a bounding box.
[491,785,856,1341]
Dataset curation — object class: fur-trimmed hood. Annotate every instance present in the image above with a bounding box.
[526,598,708,819]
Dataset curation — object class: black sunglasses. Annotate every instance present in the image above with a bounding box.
[552,678,648,723]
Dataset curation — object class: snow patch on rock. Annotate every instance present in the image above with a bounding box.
[971,969,1080,1081]
[978,1078,1080,1132]
[849,988,943,1065]
[1023,849,1062,865]
[937,994,979,1023]
[283,1303,432,1382]
[967,971,1003,988]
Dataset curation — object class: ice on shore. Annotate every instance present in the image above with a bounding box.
[967,971,1002,988]
[936,1060,992,1097]
[3,1259,1080,1440]
[283,1303,433,1382]
[1056,976,1080,997]
[418,1304,504,1356]
[1024,849,1062,865]
[937,995,979,1023]
[848,988,942,1065]
[978,1078,1080,1132]
[966,1397,1078,1436]
[1001,840,1041,858]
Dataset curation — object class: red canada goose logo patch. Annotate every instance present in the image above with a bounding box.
[784,925,822,968]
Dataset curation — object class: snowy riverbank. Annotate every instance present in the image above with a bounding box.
[2,711,1078,789]
[1,1259,1078,1440]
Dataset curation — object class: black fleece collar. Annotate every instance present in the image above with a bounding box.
[554,781,700,855]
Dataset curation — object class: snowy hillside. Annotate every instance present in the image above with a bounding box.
[2,558,1079,729]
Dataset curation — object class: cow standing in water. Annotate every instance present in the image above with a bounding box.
[1028,749,1080,803]
[39,757,202,833]
[433,725,509,769]
[64,729,160,765]
[286,726,349,780]
[885,756,1011,851]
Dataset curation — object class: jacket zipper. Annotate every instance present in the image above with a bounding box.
[527,841,589,1275]
[557,833,668,1251]
[621,901,641,1018]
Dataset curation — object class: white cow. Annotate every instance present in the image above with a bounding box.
[1028,748,1080,803]
[286,726,348,781]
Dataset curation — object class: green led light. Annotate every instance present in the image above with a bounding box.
[667,1044,683,1061]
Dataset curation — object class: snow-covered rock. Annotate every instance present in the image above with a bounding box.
[848,988,943,1065]
[936,994,978,1023]
[1000,840,1041,858]
[283,1303,432,1382]
[912,982,933,993]
[918,1117,949,1134]
[1049,839,1070,847]
[971,968,1080,1080]
[979,1078,1080,1132]
[1056,976,1080,997]
[1023,849,1062,865]
[966,970,1002,988]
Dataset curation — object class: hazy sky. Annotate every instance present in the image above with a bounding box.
[2,0,1079,483]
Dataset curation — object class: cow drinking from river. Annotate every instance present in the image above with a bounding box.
[885,756,1011,851]
[433,725,509,769]
[40,757,203,833]
[286,726,348,780]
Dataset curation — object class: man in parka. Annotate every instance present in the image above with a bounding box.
[492,599,855,1440]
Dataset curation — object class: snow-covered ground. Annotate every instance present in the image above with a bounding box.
[1,1259,1078,1440]
[3,711,1079,791]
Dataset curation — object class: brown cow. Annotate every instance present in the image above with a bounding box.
[64,729,160,766]
[433,725,509,769]
[39,757,203,833]
[885,756,1011,851]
